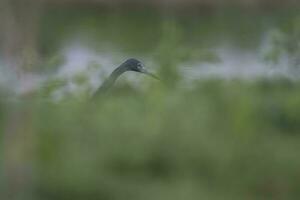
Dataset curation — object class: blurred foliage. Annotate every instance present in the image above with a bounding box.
[264,16,300,69]
[153,18,219,88]
[154,19,182,88]
[37,78,68,98]
[39,7,300,62]
[2,79,300,200]
[2,5,300,200]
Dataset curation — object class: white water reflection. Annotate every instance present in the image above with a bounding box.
[50,41,299,100]
[0,36,298,98]
[183,46,296,82]
[0,59,45,96]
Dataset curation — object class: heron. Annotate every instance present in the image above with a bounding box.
[92,58,158,97]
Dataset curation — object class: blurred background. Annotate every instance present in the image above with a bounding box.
[1,0,300,199]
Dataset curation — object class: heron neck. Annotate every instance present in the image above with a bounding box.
[94,65,128,96]
[109,65,128,82]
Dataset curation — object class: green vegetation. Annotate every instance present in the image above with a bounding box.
[265,16,300,69]
[2,79,300,200]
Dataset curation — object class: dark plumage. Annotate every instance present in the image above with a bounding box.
[92,58,158,97]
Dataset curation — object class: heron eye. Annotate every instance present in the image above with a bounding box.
[137,63,142,69]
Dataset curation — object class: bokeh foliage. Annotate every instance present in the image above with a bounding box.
[2,5,300,200]
[265,15,300,70]
[2,79,300,200]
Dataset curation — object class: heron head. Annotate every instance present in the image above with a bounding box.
[124,58,159,80]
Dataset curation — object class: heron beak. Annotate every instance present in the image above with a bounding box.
[141,68,160,80]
